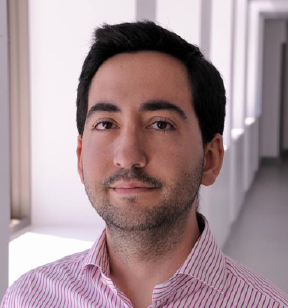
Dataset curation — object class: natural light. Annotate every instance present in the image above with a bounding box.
[9,232,93,286]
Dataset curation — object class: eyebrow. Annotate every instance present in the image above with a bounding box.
[86,100,187,120]
[139,100,187,120]
[86,102,121,119]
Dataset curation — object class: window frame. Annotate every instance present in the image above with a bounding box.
[9,0,31,234]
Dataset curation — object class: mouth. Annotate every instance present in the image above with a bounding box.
[110,181,158,194]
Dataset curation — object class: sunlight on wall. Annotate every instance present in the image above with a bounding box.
[232,0,248,130]
[210,0,234,148]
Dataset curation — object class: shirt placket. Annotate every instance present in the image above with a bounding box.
[100,273,134,308]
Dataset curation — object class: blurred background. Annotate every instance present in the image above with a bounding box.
[1,0,288,299]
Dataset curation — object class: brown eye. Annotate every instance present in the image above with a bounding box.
[93,121,117,130]
[157,121,169,129]
[148,120,175,131]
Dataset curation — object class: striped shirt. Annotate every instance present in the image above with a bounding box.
[2,218,288,308]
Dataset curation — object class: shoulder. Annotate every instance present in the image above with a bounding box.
[224,254,288,307]
[1,249,89,308]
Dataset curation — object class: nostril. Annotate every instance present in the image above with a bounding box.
[112,130,148,169]
[113,148,147,169]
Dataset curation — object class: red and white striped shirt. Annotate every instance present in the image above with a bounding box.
[2,218,288,307]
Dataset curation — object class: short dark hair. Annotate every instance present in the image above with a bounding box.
[76,21,226,144]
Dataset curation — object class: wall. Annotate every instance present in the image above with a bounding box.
[29,0,135,228]
[260,19,286,158]
[199,0,212,57]
[244,118,260,192]
[231,133,245,222]
[230,0,248,224]
[137,0,156,21]
[0,0,10,299]
[232,0,248,131]
[200,149,232,248]
[156,0,202,46]
[210,0,235,148]
[200,0,235,244]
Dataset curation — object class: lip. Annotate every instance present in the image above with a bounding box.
[110,181,157,194]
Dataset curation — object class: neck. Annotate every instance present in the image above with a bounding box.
[106,207,200,307]
[107,210,199,263]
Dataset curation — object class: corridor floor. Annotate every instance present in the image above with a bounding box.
[223,156,288,293]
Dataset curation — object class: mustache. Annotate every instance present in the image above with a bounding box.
[103,168,163,189]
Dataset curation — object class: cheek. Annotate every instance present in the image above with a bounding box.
[81,140,112,180]
[149,140,189,176]
[154,135,203,172]
[153,133,198,159]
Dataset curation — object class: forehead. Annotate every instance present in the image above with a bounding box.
[88,51,193,111]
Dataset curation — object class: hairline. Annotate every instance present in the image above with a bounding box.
[83,50,203,142]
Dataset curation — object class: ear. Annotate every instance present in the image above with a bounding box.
[76,135,84,184]
[201,134,224,186]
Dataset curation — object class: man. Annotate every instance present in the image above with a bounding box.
[2,21,288,308]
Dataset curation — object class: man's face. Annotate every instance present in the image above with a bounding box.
[77,51,205,231]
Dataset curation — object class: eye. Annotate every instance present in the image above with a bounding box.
[92,121,118,131]
[147,119,175,131]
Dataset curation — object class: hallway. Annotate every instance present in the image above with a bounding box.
[223,156,288,293]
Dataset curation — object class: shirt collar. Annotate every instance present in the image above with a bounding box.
[176,216,228,293]
[79,216,228,296]
[79,229,110,279]
[152,217,228,303]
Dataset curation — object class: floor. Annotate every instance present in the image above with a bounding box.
[223,156,288,293]
[9,157,288,293]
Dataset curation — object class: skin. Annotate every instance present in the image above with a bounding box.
[77,51,224,308]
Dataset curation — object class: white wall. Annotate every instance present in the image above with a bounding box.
[210,0,235,148]
[137,0,156,21]
[244,118,260,192]
[0,0,10,298]
[230,133,245,222]
[199,0,236,245]
[260,19,286,158]
[230,0,248,224]
[29,0,136,228]
[232,0,248,131]
[247,7,264,119]
[156,0,212,57]
[156,0,202,46]
[199,0,212,58]
[200,149,232,248]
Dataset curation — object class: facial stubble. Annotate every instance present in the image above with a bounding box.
[83,158,203,260]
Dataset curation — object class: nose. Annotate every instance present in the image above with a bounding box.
[113,127,147,169]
